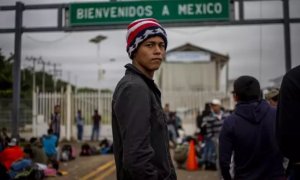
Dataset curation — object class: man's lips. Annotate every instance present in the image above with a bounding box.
[151,58,162,62]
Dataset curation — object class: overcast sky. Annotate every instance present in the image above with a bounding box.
[0,0,299,90]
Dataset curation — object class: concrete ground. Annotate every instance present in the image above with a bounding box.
[49,142,218,180]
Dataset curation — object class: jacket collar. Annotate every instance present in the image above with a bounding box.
[125,63,161,97]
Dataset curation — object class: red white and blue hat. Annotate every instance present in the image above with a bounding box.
[126,18,167,59]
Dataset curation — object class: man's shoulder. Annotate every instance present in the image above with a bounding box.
[119,73,147,87]
[114,75,149,95]
[203,115,216,122]
[223,113,238,125]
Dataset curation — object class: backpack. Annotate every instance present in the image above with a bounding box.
[174,144,189,164]
[60,144,76,161]
[80,143,92,156]
[10,159,44,180]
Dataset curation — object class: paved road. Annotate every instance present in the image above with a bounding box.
[50,142,218,180]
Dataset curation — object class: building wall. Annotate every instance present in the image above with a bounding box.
[156,61,217,91]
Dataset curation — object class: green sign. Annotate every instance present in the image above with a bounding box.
[69,0,230,26]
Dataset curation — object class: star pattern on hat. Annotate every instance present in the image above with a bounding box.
[128,28,167,57]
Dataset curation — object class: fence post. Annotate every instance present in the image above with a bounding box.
[98,89,102,114]
[32,90,37,137]
[66,84,72,141]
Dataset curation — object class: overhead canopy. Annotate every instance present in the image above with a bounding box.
[166,43,229,68]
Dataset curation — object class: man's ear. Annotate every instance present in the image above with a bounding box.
[233,94,239,102]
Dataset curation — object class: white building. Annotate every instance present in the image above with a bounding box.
[155,43,231,112]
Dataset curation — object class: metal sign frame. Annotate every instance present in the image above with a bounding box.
[0,0,299,138]
[68,0,230,26]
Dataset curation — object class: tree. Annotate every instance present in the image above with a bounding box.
[0,49,14,98]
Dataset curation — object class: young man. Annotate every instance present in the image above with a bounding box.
[202,99,229,171]
[112,18,176,180]
[76,110,84,141]
[276,65,300,179]
[219,76,284,180]
[91,110,101,141]
[50,105,61,141]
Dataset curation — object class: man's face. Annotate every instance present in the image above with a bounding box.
[211,104,221,114]
[133,36,165,73]
[267,99,278,108]
[55,106,60,113]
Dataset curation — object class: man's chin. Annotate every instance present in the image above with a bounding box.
[151,65,161,71]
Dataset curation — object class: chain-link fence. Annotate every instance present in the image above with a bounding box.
[0,98,32,133]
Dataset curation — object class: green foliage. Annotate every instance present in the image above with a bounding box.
[0,49,14,98]
[0,49,74,98]
[77,87,98,93]
[0,49,99,98]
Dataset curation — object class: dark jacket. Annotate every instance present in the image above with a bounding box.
[276,65,300,163]
[219,100,284,180]
[112,64,176,180]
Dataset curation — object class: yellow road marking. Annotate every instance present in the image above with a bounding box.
[81,160,115,180]
[94,165,116,180]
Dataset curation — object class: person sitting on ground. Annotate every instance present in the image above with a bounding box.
[42,129,58,160]
[30,137,48,165]
[99,138,113,154]
[0,138,24,171]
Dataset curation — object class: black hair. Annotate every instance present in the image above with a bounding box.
[29,137,37,144]
[48,129,53,135]
[233,76,261,101]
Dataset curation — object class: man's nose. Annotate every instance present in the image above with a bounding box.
[154,45,163,54]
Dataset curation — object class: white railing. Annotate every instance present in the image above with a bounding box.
[32,87,231,140]
[162,90,231,112]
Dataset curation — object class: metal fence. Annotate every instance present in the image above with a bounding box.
[0,98,32,132]
[35,90,230,125]
[162,90,230,113]
[35,91,113,126]
[1,88,231,139]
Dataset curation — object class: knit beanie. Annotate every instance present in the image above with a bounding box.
[126,18,167,59]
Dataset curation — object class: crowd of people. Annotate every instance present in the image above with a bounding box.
[0,103,111,179]
[52,105,103,142]
[0,128,61,179]
[171,69,299,180]
[1,15,299,180]
[109,17,300,180]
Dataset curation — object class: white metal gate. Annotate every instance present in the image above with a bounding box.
[32,86,231,139]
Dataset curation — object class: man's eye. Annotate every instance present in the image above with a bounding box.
[160,44,165,48]
[145,43,153,47]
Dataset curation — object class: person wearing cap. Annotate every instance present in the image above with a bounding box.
[276,65,300,179]
[202,99,229,171]
[112,18,176,180]
[219,76,284,180]
[0,138,24,171]
[265,88,279,108]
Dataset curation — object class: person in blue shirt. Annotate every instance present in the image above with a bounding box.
[42,129,58,160]
[76,110,84,141]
